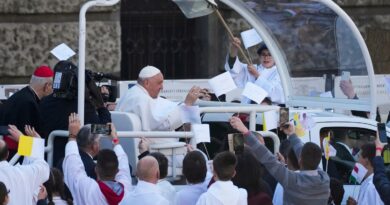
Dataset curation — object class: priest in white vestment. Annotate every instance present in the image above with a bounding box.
[0,129,49,205]
[225,37,285,104]
[63,114,132,205]
[121,156,169,205]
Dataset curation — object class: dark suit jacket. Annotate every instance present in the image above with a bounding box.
[0,86,41,134]
[57,149,97,180]
[332,142,355,182]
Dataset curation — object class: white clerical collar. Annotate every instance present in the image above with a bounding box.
[336,142,353,155]
[300,170,319,176]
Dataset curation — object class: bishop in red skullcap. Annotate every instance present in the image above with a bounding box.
[33,65,54,78]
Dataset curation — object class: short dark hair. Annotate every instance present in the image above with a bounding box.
[149,152,168,179]
[0,181,8,204]
[76,125,100,149]
[300,142,322,170]
[329,178,344,205]
[361,143,376,165]
[0,140,8,161]
[96,149,119,179]
[213,151,237,181]
[256,43,268,55]
[183,151,207,184]
[44,168,73,205]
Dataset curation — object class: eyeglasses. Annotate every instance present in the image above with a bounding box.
[260,53,272,57]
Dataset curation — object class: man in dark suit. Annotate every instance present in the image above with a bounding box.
[331,129,356,183]
[0,66,53,159]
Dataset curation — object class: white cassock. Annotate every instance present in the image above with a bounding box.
[116,84,183,144]
[0,152,49,205]
[174,183,207,205]
[357,174,384,205]
[157,179,176,203]
[63,141,132,205]
[196,181,247,205]
[225,56,285,104]
[121,180,169,205]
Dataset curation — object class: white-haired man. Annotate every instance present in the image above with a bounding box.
[116,65,200,143]
[0,65,53,159]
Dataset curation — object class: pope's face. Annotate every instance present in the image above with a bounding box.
[145,73,164,98]
[259,49,275,68]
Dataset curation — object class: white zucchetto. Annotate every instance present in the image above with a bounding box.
[138,65,161,78]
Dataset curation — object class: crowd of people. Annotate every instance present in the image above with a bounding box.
[0,36,389,205]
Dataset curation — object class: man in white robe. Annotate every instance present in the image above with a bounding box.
[121,156,169,205]
[0,133,49,205]
[225,37,285,104]
[196,151,247,205]
[116,65,200,144]
[63,113,132,205]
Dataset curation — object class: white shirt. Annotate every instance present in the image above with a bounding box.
[121,180,169,205]
[116,84,183,143]
[157,179,176,203]
[357,174,384,205]
[196,181,247,205]
[0,154,49,205]
[272,183,284,205]
[63,141,132,205]
[175,183,207,205]
[51,196,69,205]
[225,56,285,104]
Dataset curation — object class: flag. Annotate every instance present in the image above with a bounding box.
[293,113,305,137]
[172,0,217,19]
[322,132,337,160]
[17,135,45,159]
[349,163,367,184]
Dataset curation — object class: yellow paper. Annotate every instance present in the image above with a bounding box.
[17,135,33,156]
[262,113,267,131]
[293,113,305,137]
[384,149,390,164]
[325,133,331,160]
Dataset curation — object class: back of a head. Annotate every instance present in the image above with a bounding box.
[30,65,54,86]
[279,139,292,159]
[213,151,237,181]
[232,148,264,195]
[76,125,100,150]
[45,168,72,205]
[96,149,119,180]
[136,156,159,183]
[0,140,8,161]
[149,152,168,179]
[300,142,322,170]
[361,143,376,165]
[0,181,7,204]
[287,147,300,170]
[183,151,207,184]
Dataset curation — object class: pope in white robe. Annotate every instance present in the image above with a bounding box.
[225,37,285,104]
[115,65,201,144]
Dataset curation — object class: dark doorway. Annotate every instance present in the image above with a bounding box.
[120,0,214,80]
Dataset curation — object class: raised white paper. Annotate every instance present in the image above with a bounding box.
[50,43,76,61]
[192,124,211,144]
[208,72,237,97]
[30,138,45,160]
[384,76,390,95]
[263,110,278,131]
[240,28,263,49]
[242,82,268,104]
[180,105,201,124]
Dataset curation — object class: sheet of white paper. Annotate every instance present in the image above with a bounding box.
[50,43,76,61]
[240,28,263,49]
[263,110,278,131]
[384,76,390,95]
[31,138,45,159]
[319,91,333,98]
[242,82,268,104]
[208,72,237,97]
[192,124,210,144]
[341,71,350,81]
[180,105,201,124]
